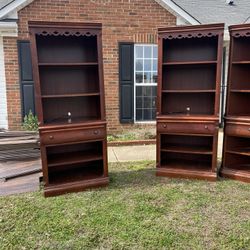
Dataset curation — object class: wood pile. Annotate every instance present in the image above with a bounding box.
[0,130,40,162]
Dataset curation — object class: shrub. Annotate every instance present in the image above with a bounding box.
[22,110,39,131]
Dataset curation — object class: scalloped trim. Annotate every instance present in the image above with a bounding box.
[160,31,221,40]
[232,31,250,38]
[36,30,99,37]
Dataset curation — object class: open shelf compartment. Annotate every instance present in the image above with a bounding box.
[42,95,101,125]
[161,134,213,155]
[162,64,216,91]
[160,152,212,172]
[47,141,104,185]
[163,36,218,63]
[39,65,100,96]
[162,92,215,116]
[36,35,98,64]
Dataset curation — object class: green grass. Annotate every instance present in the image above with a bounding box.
[1,161,250,250]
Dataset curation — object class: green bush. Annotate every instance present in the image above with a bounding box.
[22,110,39,131]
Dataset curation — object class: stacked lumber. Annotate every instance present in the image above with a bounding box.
[0,130,40,162]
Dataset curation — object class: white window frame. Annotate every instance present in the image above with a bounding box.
[134,44,157,124]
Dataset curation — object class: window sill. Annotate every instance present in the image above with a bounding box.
[134,121,156,125]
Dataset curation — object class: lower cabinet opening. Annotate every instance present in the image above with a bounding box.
[46,141,104,185]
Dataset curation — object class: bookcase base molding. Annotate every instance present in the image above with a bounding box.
[156,167,217,181]
[44,177,109,197]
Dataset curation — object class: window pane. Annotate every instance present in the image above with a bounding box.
[136,109,143,121]
[136,73,143,83]
[153,59,157,71]
[136,86,157,121]
[137,86,142,96]
[136,59,143,71]
[144,72,152,83]
[144,46,152,58]
[144,59,152,71]
[144,109,151,120]
[152,109,156,120]
[153,46,158,58]
[136,46,143,58]
[144,97,151,108]
[152,72,158,83]
[136,97,142,108]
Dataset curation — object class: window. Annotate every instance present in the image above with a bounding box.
[134,44,157,122]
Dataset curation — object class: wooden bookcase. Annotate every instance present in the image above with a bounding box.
[157,24,224,181]
[221,24,250,183]
[29,22,109,197]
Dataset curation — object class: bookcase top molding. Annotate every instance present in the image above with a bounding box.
[28,21,102,37]
[229,23,250,38]
[158,23,224,40]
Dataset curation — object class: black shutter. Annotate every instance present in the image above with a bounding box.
[119,42,134,123]
[18,41,35,118]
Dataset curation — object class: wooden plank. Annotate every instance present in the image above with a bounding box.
[0,159,42,180]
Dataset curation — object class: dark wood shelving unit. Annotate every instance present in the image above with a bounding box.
[221,24,250,183]
[157,23,224,181]
[29,22,109,196]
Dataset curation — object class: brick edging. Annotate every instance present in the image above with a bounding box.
[108,139,156,147]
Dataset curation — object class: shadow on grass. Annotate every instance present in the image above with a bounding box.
[107,163,189,190]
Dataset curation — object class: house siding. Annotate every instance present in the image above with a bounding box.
[3,0,176,133]
[0,36,8,129]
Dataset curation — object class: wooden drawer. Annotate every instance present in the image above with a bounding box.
[226,123,250,137]
[157,122,216,135]
[40,126,105,145]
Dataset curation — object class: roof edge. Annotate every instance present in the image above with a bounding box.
[0,0,33,19]
[155,0,200,25]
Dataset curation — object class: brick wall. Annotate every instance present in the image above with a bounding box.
[4,0,176,133]
[3,37,22,130]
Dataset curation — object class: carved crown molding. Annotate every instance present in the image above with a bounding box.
[28,22,101,37]
[158,23,224,40]
[159,30,221,40]
[35,29,99,37]
[231,30,250,38]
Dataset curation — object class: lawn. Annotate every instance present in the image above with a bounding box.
[0,161,250,250]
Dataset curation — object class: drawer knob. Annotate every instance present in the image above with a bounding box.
[163,124,167,128]
[204,125,208,129]
[248,128,250,132]
[94,130,99,135]
[49,135,54,140]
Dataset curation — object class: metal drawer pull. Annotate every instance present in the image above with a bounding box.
[94,130,99,135]
[204,125,208,129]
[49,135,54,140]
[163,124,167,128]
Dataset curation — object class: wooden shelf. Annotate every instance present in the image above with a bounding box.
[42,92,100,98]
[38,62,98,66]
[49,165,104,186]
[44,117,101,126]
[230,89,250,93]
[160,160,212,172]
[226,148,250,157]
[162,89,216,93]
[226,164,250,171]
[161,144,212,155]
[163,60,217,66]
[48,151,103,167]
[232,61,250,65]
